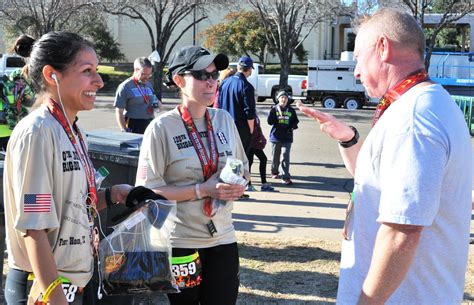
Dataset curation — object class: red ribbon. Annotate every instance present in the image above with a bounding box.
[132,78,151,105]
[177,105,219,218]
[46,99,97,211]
[372,69,429,126]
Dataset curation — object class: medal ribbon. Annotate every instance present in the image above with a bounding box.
[132,78,150,105]
[372,69,429,126]
[13,84,25,113]
[177,105,219,218]
[46,99,98,209]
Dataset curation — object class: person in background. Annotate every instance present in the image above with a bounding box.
[217,56,256,159]
[0,67,35,151]
[4,31,132,305]
[299,8,471,304]
[267,89,299,185]
[212,67,235,108]
[114,57,161,134]
[246,115,275,192]
[136,45,248,305]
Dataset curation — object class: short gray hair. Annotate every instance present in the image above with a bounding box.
[354,8,425,60]
[133,57,152,70]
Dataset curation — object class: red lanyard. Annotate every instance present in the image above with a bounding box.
[372,69,429,126]
[46,99,98,208]
[133,78,150,105]
[177,105,219,218]
[13,84,25,112]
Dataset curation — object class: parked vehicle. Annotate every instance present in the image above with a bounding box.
[228,62,307,102]
[0,54,25,77]
[305,59,376,110]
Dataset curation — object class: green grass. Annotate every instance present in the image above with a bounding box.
[98,65,130,78]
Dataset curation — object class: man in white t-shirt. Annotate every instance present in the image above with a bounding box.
[299,8,471,304]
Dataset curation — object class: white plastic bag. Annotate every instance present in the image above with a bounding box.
[99,199,179,295]
[208,158,247,216]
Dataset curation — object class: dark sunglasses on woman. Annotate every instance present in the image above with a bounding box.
[181,70,219,81]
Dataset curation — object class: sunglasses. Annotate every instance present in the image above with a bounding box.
[181,70,219,81]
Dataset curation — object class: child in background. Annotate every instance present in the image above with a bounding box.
[267,89,299,185]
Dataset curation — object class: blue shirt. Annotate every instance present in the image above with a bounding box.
[217,72,256,131]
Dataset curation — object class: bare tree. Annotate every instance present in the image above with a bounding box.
[247,0,338,91]
[381,0,474,69]
[0,0,96,38]
[98,0,223,97]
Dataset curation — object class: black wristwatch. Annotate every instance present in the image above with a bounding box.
[339,126,359,148]
[105,187,115,207]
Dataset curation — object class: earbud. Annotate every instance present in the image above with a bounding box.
[51,73,57,81]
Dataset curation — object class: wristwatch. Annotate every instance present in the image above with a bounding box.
[338,126,359,148]
[105,187,115,207]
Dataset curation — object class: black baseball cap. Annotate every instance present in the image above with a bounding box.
[164,46,229,87]
[168,46,228,75]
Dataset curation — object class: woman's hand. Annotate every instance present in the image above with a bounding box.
[201,172,245,202]
[111,184,133,204]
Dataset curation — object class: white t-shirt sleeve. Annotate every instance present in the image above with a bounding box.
[378,130,447,226]
[135,121,167,188]
[12,128,59,233]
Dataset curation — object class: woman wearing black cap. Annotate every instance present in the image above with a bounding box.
[135,46,249,304]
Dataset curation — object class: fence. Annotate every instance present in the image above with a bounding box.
[453,95,474,135]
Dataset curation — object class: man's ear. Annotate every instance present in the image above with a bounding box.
[376,35,391,62]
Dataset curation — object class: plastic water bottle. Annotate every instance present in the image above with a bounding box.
[95,166,109,189]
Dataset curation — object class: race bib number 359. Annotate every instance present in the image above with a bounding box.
[171,251,202,289]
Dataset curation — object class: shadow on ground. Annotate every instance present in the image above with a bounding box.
[234,213,344,235]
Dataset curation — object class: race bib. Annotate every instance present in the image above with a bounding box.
[171,251,202,289]
[29,280,83,305]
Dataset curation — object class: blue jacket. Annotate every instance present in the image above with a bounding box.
[267,104,299,143]
[217,72,256,132]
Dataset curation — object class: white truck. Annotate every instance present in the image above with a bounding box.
[0,54,25,77]
[228,62,307,102]
[305,59,373,110]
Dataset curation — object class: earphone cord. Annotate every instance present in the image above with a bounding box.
[53,76,74,132]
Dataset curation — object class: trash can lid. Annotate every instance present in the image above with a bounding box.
[86,129,143,156]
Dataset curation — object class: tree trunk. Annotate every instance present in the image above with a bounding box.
[424,30,439,71]
[153,61,164,100]
[279,58,290,89]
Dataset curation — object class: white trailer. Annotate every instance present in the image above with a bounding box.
[306,59,371,109]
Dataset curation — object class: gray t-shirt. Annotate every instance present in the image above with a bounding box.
[114,77,155,120]
[4,106,94,287]
[337,84,472,304]
[136,107,249,249]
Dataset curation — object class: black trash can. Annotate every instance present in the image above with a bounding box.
[87,129,142,187]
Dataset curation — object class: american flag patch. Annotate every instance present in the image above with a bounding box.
[24,194,52,213]
[137,165,148,180]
